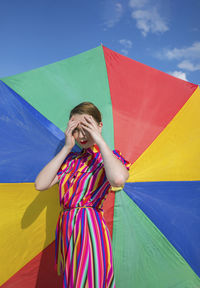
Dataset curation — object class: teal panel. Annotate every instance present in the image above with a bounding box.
[112,189,200,288]
[0,45,114,149]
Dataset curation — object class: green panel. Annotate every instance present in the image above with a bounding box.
[1,45,114,149]
[112,190,200,288]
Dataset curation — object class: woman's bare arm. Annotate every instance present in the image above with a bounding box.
[34,145,71,191]
[98,139,129,187]
[35,117,80,191]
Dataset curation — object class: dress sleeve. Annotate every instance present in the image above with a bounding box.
[57,152,73,181]
[104,149,131,192]
[112,149,131,171]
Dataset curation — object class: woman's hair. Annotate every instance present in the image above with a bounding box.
[69,102,102,124]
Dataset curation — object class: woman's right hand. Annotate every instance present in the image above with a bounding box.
[64,117,79,150]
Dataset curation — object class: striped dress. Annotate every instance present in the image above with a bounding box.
[55,143,131,288]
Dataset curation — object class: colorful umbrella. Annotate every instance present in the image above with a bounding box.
[0,45,200,287]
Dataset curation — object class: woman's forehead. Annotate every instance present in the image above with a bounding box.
[71,114,89,121]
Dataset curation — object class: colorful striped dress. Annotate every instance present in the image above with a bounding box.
[54,143,131,288]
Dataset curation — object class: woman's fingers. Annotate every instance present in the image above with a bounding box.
[68,119,79,129]
[83,115,97,129]
[82,116,92,126]
[66,120,79,134]
[81,118,97,132]
[66,116,97,136]
[79,126,87,137]
[80,121,91,132]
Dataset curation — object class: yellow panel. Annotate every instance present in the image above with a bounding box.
[128,87,200,182]
[0,183,60,285]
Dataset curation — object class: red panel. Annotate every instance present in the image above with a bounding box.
[102,190,115,239]
[103,46,198,163]
[2,242,63,288]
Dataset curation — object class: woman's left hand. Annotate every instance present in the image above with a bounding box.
[80,115,104,145]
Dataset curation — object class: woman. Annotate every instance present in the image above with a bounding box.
[35,102,131,288]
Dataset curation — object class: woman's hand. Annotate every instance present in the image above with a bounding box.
[80,115,104,145]
[64,117,79,150]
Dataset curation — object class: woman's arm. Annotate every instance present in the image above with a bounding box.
[79,115,129,187]
[35,116,80,191]
[34,145,71,191]
[98,139,129,187]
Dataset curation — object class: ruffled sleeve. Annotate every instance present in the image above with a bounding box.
[109,149,131,191]
[112,149,131,171]
[57,152,74,181]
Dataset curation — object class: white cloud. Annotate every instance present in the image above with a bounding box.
[119,39,133,49]
[131,7,169,36]
[164,42,200,60]
[103,2,123,29]
[178,60,200,72]
[168,70,188,81]
[119,39,133,55]
[121,49,129,56]
[128,0,169,36]
[129,0,148,9]
[155,42,200,80]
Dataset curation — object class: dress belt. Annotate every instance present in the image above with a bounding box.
[63,205,103,212]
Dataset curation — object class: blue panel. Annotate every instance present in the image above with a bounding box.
[0,80,81,182]
[124,181,200,278]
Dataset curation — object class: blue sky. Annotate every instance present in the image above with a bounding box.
[0,0,199,84]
